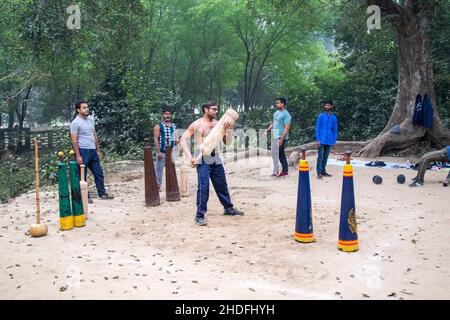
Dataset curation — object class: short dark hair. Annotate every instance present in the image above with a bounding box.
[73,100,88,120]
[324,99,334,105]
[202,100,217,113]
[276,97,287,105]
[75,100,88,110]
[162,107,172,114]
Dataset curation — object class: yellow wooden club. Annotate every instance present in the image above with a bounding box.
[29,138,48,237]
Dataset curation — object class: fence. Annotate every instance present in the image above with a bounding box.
[0,128,67,153]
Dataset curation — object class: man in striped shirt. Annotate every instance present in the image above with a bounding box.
[153,108,178,192]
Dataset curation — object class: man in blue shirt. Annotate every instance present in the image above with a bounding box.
[264,97,291,177]
[315,100,338,179]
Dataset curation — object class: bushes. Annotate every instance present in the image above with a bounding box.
[0,129,72,203]
[0,153,34,203]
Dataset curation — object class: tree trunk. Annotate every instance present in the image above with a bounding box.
[14,84,32,154]
[8,107,14,130]
[359,2,450,157]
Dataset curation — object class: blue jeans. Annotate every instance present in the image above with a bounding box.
[317,144,331,175]
[196,158,233,219]
[78,148,106,196]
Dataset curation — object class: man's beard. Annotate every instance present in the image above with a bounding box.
[164,117,171,122]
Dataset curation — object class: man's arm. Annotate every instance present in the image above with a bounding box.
[315,114,321,147]
[265,121,274,134]
[70,133,83,165]
[333,116,338,146]
[279,124,290,144]
[278,113,291,146]
[180,122,196,165]
[153,125,162,158]
[222,119,234,145]
[69,121,83,165]
[93,129,103,161]
[222,128,234,145]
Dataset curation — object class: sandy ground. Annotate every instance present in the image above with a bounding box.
[1,153,450,300]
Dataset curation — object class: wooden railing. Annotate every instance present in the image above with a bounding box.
[0,128,67,153]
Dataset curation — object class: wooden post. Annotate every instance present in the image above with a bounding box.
[24,128,31,150]
[34,138,40,224]
[345,150,352,164]
[48,130,53,149]
[301,145,307,160]
[0,130,5,152]
[165,146,180,202]
[7,130,14,150]
[144,138,160,206]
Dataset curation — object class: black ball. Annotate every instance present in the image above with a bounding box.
[397,174,406,184]
[373,175,383,185]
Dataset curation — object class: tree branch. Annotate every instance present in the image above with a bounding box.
[367,0,402,15]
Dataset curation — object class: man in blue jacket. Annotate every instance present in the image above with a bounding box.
[315,100,338,179]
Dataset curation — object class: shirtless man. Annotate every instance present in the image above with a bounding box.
[180,101,244,226]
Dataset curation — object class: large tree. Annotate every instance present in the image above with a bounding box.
[226,0,322,112]
[359,0,450,157]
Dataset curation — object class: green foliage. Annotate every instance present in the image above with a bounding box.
[0,154,34,203]
[432,0,450,126]
[89,70,141,157]
[0,129,72,203]
[2,0,450,203]
[331,1,398,140]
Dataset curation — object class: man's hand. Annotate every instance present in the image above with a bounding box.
[223,120,233,130]
[190,156,198,167]
[316,141,321,148]
[278,139,284,148]
[157,152,163,160]
[97,150,103,161]
[77,156,83,166]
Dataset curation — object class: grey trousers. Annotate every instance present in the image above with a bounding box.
[415,147,449,182]
[271,138,280,174]
[155,153,166,187]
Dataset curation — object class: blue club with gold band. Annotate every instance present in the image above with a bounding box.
[338,151,359,252]
[294,147,314,243]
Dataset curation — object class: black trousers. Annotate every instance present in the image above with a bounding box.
[279,139,288,173]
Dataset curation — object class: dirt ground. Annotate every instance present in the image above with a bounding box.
[1,153,449,300]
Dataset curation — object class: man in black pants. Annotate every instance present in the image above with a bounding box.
[264,97,291,177]
[410,146,450,187]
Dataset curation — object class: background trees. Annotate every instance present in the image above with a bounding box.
[0,0,449,157]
